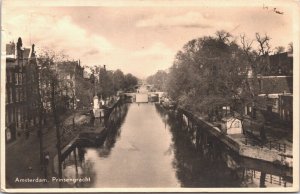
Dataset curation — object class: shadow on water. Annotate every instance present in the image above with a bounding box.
[61,103,292,188]
[98,103,129,158]
[155,104,292,188]
[61,103,130,187]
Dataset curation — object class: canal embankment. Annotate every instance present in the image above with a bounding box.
[57,103,292,188]
[159,104,292,168]
[53,98,125,176]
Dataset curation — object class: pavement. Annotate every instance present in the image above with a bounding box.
[5,111,91,188]
[250,121,293,155]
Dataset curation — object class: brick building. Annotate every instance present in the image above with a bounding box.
[245,52,293,126]
[5,38,39,143]
[268,52,293,76]
[56,60,84,109]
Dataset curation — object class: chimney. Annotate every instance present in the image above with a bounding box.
[31,44,35,57]
[17,37,23,59]
[6,42,16,56]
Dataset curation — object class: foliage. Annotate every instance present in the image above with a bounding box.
[165,30,281,120]
[97,66,138,98]
[166,31,250,116]
[124,73,138,90]
[146,70,168,91]
[37,48,70,116]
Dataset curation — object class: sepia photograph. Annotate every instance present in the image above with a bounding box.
[0,0,299,192]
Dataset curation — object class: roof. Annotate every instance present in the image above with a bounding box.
[259,76,293,94]
[6,43,16,60]
[258,93,279,98]
[6,60,18,68]
[23,48,31,58]
[6,43,16,55]
[268,52,293,76]
[221,117,241,122]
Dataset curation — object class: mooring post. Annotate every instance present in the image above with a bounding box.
[74,148,78,174]
[279,176,282,185]
[259,172,266,187]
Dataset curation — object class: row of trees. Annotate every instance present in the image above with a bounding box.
[148,30,291,121]
[146,70,168,91]
[31,47,138,181]
[90,66,138,100]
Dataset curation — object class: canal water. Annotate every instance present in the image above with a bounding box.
[62,103,292,188]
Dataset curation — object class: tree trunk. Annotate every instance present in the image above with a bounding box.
[34,64,44,164]
[50,80,63,181]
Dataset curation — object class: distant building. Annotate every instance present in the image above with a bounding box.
[83,67,92,79]
[268,52,293,76]
[56,60,84,109]
[245,76,293,126]
[278,94,293,124]
[245,52,293,126]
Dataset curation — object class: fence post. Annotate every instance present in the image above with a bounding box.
[269,141,272,150]
[279,176,281,185]
[284,144,286,153]
[278,143,281,152]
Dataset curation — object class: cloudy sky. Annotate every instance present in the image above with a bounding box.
[2,0,295,78]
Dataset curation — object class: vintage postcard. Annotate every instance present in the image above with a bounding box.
[0,0,299,192]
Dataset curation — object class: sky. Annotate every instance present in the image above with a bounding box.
[2,0,295,78]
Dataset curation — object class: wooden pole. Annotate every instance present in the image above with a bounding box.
[51,79,63,185]
[74,148,78,175]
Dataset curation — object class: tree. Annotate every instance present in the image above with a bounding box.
[36,48,69,182]
[26,43,45,164]
[146,70,168,91]
[166,31,249,118]
[124,73,138,90]
[112,69,125,92]
[274,46,285,54]
[240,33,274,142]
[97,65,138,98]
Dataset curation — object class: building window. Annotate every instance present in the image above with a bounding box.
[11,108,15,122]
[16,88,19,102]
[15,73,18,85]
[252,108,257,119]
[18,108,22,129]
[6,90,8,104]
[10,88,13,103]
[258,80,263,91]
[19,74,22,85]
[7,109,10,124]
[7,72,10,83]
[20,89,23,102]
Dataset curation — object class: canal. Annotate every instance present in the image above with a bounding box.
[62,103,292,188]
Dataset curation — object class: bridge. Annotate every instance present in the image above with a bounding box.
[123,85,165,102]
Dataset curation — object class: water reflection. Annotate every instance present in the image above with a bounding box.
[155,104,292,187]
[62,103,129,187]
[62,103,292,188]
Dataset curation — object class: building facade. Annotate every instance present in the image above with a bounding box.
[56,60,84,109]
[245,52,293,126]
[5,38,38,143]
